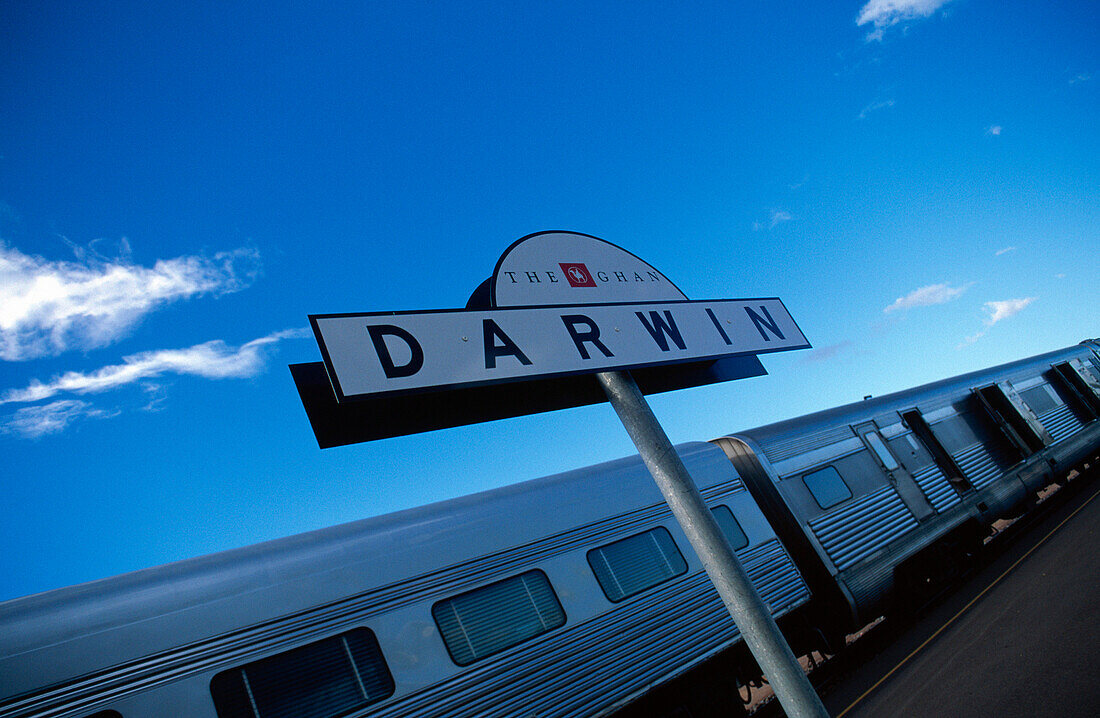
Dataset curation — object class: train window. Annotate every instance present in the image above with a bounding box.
[863,432,900,471]
[1019,384,1058,415]
[433,570,566,666]
[209,628,394,718]
[588,526,688,602]
[711,506,750,551]
[802,466,852,510]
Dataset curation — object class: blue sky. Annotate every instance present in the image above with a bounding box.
[1,0,1097,602]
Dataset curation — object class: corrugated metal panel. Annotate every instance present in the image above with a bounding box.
[760,424,855,463]
[379,539,809,718]
[699,476,746,501]
[1,478,755,718]
[1039,404,1084,442]
[952,442,1001,490]
[842,512,969,617]
[843,550,894,614]
[809,486,919,572]
[911,464,961,513]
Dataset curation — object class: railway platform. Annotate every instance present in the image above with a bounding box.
[812,474,1100,717]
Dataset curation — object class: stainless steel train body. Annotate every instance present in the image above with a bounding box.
[0,443,810,718]
[3,342,1099,718]
[714,342,1100,635]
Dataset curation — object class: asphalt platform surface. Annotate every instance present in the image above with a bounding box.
[818,477,1100,718]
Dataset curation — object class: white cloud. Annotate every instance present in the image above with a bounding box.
[956,297,1036,349]
[859,99,896,119]
[0,241,260,361]
[1069,73,1091,85]
[0,328,309,406]
[752,209,793,231]
[995,246,1015,256]
[1,400,115,439]
[956,331,986,349]
[857,0,955,40]
[986,125,1003,136]
[884,282,970,313]
[983,297,1035,325]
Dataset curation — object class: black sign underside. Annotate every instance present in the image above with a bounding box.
[291,355,766,448]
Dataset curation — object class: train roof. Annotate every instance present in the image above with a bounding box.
[720,342,1098,453]
[0,441,738,658]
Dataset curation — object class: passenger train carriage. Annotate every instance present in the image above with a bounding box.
[716,341,1100,640]
[2,341,1099,718]
[0,444,810,718]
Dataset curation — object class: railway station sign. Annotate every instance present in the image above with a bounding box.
[292,231,828,718]
[292,231,810,446]
[313,298,806,402]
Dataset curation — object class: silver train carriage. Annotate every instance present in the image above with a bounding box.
[2,341,1099,718]
[0,443,810,718]
[714,340,1100,642]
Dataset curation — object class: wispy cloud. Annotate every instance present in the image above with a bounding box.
[0,328,309,406]
[1069,72,1091,85]
[1,400,116,439]
[859,99,895,119]
[752,209,793,231]
[986,125,1003,136]
[983,297,1035,325]
[995,246,1016,256]
[884,282,970,313]
[857,0,956,41]
[956,332,985,349]
[0,241,260,361]
[956,297,1037,349]
[799,341,854,364]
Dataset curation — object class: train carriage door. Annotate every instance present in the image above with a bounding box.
[854,421,934,521]
[900,409,974,499]
[973,382,1052,456]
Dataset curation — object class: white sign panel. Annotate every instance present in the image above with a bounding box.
[312,298,808,402]
[490,231,689,307]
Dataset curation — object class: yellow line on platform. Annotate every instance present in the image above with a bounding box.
[836,485,1100,718]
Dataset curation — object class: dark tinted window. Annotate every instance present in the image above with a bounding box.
[711,505,750,551]
[803,466,853,509]
[210,628,394,718]
[588,527,688,602]
[433,570,565,666]
[930,413,983,454]
[1020,385,1058,415]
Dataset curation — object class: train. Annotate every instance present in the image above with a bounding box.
[2,340,1100,718]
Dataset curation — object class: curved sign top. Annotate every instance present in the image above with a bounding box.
[300,229,809,444]
[491,231,688,308]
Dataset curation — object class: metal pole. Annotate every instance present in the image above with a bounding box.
[596,370,829,718]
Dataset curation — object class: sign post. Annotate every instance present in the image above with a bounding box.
[597,370,828,718]
[295,231,827,717]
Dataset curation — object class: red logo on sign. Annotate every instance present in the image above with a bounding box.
[560,263,597,288]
